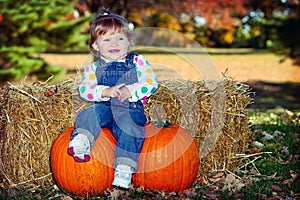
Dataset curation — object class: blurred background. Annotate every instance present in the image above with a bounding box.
[0,0,299,109]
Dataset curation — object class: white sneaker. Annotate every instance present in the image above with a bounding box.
[112,165,132,189]
[68,134,91,162]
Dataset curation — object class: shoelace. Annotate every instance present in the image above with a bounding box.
[72,134,90,153]
[115,169,131,180]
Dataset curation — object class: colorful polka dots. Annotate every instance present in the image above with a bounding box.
[137,70,142,77]
[79,53,158,102]
[150,87,156,93]
[80,86,86,93]
[146,69,152,74]
[87,93,94,100]
[138,59,145,66]
[89,73,96,80]
[146,78,153,84]
[141,86,148,93]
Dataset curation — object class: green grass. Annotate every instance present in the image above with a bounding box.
[238,108,300,199]
[1,108,299,199]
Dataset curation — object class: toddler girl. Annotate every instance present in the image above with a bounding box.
[68,9,158,189]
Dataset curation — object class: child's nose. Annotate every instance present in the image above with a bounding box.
[111,38,118,46]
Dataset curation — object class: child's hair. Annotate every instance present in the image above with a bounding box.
[89,9,135,54]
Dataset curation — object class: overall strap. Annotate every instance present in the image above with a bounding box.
[125,52,138,67]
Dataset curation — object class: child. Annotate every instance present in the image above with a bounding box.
[67,9,158,189]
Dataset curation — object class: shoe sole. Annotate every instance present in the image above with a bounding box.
[68,146,90,162]
[112,178,130,189]
[112,182,130,189]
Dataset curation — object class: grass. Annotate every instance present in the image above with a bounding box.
[0,108,299,199]
[243,108,300,197]
[237,108,299,199]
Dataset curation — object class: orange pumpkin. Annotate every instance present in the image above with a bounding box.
[132,121,200,191]
[50,127,116,197]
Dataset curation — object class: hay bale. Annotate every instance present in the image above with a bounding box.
[145,79,253,174]
[0,80,77,190]
[0,78,252,189]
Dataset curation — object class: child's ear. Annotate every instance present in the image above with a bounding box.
[92,42,99,51]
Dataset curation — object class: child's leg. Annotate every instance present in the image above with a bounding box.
[111,102,146,188]
[68,105,102,162]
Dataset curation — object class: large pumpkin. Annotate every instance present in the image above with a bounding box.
[50,127,117,197]
[132,121,200,191]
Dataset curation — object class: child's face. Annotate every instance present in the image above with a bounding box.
[93,31,130,60]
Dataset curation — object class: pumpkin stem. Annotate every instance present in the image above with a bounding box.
[154,118,172,128]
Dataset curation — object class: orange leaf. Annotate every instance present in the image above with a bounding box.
[212,172,224,179]
[198,175,209,186]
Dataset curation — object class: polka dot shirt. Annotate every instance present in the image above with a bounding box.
[79,54,158,103]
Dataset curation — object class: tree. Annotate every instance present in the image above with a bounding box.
[73,0,249,47]
[0,0,90,83]
[241,0,300,62]
[137,0,247,47]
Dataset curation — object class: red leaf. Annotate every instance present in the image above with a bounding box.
[235,193,245,199]
[283,178,292,187]
[45,90,56,97]
[206,193,219,199]
[271,185,283,192]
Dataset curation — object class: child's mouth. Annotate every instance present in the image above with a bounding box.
[108,49,120,53]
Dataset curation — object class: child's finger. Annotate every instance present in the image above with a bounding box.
[116,83,125,89]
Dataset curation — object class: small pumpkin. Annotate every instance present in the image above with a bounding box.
[132,120,200,191]
[50,127,117,197]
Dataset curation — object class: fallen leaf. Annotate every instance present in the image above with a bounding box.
[222,174,245,192]
[272,192,280,199]
[60,195,73,200]
[295,134,300,142]
[207,185,218,192]
[198,175,209,185]
[209,177,223,184]
[225,173,236,183]
[262,131,274,141]
[45,86,60,97]
[45,90,56,97]
[184,190,197,198]
[235,193,245,199]
[273,130,285,137]
[271,185,284,192]
[253,141,264,148]
[290,170,298,181]
[283,178,292,187]
[212,172,224,179]
[206,193,219,199]
[281,146,289,155]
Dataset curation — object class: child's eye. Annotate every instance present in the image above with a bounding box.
[103,38,110,42]
[119,37,124,41]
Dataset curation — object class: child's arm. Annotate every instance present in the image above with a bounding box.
[79,63,110,102]
[125,54,158,102]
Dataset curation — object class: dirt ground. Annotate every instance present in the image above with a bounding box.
[40,52,300,109]
[41,52,300,83]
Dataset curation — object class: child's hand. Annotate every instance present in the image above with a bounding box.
[102,83,125,99]
[118,87,131,102]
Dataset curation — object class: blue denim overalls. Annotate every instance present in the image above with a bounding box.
[72,52,146,172]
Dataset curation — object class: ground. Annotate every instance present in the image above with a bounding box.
[40,49,300,110]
